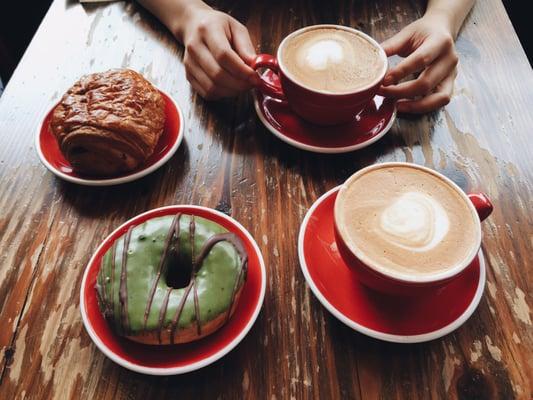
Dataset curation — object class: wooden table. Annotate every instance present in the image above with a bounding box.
[1,0,531,398]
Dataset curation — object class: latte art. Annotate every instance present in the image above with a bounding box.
[379,192,450,252]
[335,165,480,276]
[281,28,383,93]
[304,40,344,71]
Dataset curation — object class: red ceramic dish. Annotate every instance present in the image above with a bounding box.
[36,89,183,186]
[80,206,266,375]
[254,70,396,153]
[298,187,486,343]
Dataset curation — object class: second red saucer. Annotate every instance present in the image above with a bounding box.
[253,70,396,153]
[298,187,486,343]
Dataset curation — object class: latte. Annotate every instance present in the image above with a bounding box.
[280,27,384,93]
[335,164,480,277]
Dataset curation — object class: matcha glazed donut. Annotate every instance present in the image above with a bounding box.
[95,213,248,345]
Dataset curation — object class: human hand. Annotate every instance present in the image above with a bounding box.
[378,12,459,114]
[179,5,259,99]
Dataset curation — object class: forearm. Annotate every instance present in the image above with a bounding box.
[425,0,476,38]
[137,0,210,42]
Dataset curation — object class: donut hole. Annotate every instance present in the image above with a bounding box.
[164,250,193,289]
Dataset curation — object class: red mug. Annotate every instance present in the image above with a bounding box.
[251,25,388,126]
[333,163,493,295]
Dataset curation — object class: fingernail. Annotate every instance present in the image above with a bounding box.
[383,76,394,86]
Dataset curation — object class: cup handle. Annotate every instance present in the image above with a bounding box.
[251,54,286,100]
[468,193,493,222]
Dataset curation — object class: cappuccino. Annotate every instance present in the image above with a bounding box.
[335,164,480,277]
[281,27,384,93]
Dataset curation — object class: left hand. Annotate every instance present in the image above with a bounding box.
[378,12,459,114]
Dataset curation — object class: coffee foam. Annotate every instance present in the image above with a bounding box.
[281,28,383,93]
[379,192,450,252]
[336,165,479,277]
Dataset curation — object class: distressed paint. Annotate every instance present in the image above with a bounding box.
[0,0,532,399]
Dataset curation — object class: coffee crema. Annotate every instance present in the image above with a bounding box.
[281,28,383,93]
[335,165,479,277]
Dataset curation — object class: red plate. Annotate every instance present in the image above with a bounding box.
[36,89,184,186]
[80,206,266,375]
[298,187,486,343]
[254,70,396,153]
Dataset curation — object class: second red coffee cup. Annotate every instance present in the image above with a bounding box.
[333,163,493,295]
[251,24,388,126]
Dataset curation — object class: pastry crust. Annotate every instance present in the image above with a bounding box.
[50,69,165,176]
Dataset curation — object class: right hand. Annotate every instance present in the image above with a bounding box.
[178,5,259,100]
[378,11,459,114]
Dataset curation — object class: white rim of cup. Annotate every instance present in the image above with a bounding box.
[35,88,184,186]
[276,24,389,95]
[253,92,397,153]
[298,186,486,344]
[334,162,483,284]
[79,205,267,375]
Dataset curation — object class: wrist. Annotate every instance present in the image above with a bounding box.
[423,8,457,37]
[172,1,210,43]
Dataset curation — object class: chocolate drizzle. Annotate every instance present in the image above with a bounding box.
[119,226,133,334]
[99,259,108,310]
[142,213,181,330]
[99,214,249,344]
[99,242,117,320]
[223,235,248,323]
[190,217,202,336]
[169,278,194,344]
[110,242,116,318]
[96,264,106,316]
[157,287,172,344]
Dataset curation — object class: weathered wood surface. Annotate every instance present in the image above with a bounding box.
[0,0,531,399]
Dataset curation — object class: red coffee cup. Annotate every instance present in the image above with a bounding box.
[333,163,493,295]
[251,24,388,126]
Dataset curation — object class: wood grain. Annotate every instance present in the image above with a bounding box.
[0,0,531,399]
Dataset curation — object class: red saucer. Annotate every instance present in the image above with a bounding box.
[80,206,266,375]
[36,89,184,186]
[298,187,486,343]
[254,70,396,153]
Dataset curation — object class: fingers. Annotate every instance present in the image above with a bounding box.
[229,19,256,64]
[187,74,208,98]
[182,9,257,100]
[229,20,260,86]
[383,34,453,85]
[188,74,240,100]
[380,26,412,57]
[187,40,251,91]
[203,24,256,82]
[396,71,455,114]
[379,51,458,98]
[185,54,240,99]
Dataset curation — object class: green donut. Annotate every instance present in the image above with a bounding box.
[95,213,248,345]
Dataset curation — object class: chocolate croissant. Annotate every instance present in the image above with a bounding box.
[50,69,165,176]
